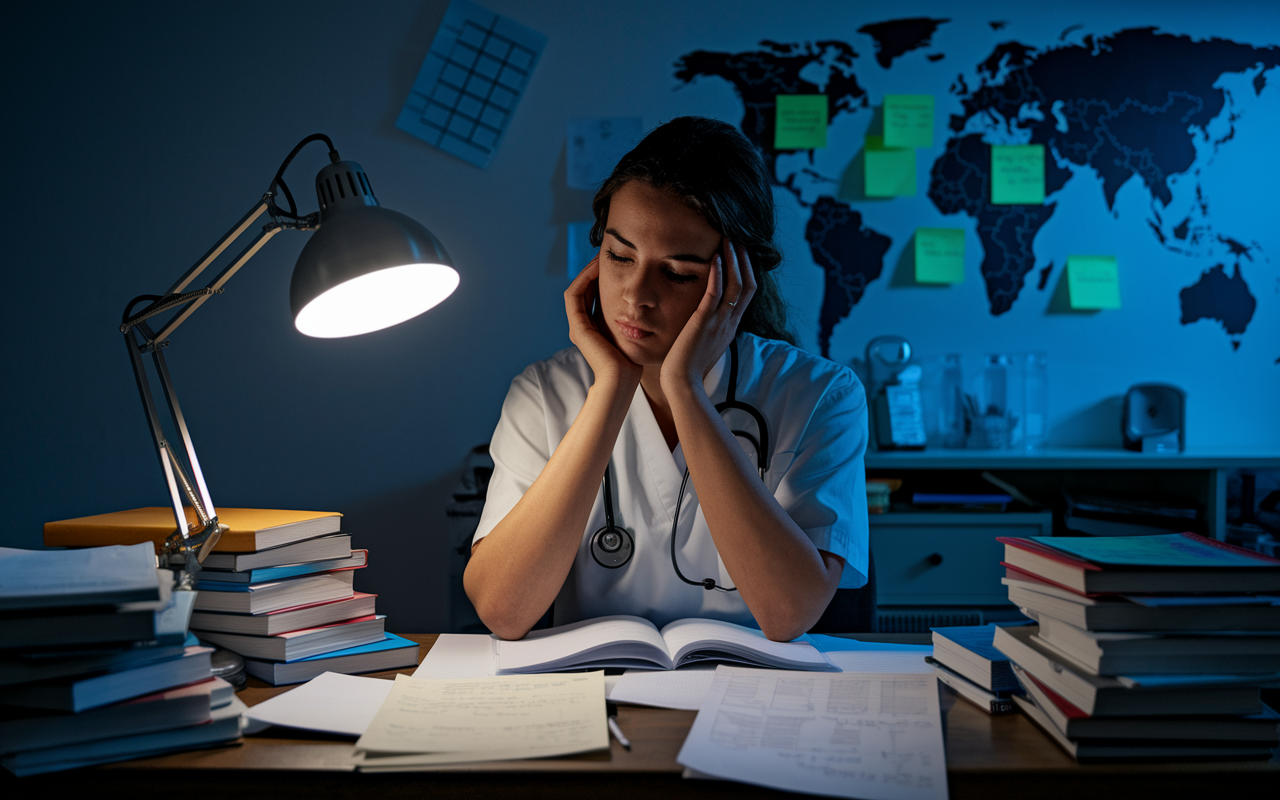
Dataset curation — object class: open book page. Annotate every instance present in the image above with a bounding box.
[659,618,836,670]
[495,615,671,673]
[677,666,948,800]
[354,672,608,759]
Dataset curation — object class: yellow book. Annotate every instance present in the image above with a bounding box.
[43,508,342,553]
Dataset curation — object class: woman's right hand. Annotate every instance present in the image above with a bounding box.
[565,257,643,390]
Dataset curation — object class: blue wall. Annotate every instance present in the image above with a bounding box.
[3,1,1277,631]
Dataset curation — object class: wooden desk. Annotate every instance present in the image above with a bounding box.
[6,634,1278,798]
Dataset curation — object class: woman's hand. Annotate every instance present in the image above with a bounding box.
[660,239,757,394]
[565,257,643,391]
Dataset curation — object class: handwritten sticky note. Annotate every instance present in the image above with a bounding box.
[883,94,934,149]
[1067,255,1121,309]
[915,228,965,283]
[991,144,1045,204]
[774,95,828,149]
[864,136,916,197]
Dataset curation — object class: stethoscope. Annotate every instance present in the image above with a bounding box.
[590,337,771,592]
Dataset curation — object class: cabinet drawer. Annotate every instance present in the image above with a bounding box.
[869,513,1051,606]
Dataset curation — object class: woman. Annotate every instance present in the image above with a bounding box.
[465,117,868,642]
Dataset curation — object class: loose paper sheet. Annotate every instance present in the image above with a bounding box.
[412,633,496,679]
[242,671,393,737]
[567,117,644,189]
[611,666,717,710]
[395,0,547,168]
[677,667,948,800]
[355,672,608,759]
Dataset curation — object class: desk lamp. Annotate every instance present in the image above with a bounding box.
[119,134,457,580]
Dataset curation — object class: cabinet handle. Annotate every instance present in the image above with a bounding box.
[926,553,944,566]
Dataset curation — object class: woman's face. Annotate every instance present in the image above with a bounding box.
[597,181,722,367]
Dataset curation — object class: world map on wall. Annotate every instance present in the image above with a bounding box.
[675,21,1280,357]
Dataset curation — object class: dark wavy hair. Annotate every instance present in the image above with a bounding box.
[589,116,795,345]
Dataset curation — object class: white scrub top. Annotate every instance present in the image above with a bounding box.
[473,332,869,630]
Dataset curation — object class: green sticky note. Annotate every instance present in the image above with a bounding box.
[1067,255,1121,309]
[774,95,828,149]
[864,136,916,197]
[991,144,1045,204]
[915,228,965,283]
[883,94,934,149]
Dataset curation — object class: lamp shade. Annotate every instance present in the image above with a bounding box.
[290,160,458,338]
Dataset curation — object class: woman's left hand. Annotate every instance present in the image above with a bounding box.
[660,238,757,394]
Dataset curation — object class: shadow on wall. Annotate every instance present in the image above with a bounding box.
[1050,395,1124,447]
[344,468,459,634]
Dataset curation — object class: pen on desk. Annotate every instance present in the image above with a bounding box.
[607,715,631,750]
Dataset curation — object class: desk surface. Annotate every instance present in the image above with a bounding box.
[8,634,1279,798]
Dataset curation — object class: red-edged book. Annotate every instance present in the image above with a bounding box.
[997,533,1280,595]
[1011,663,1280,743]
[189,592,378,636]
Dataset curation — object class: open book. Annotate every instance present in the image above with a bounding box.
[494,615,838,673]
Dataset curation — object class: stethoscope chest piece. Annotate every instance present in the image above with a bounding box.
[591,462,633,568]
[590,523,634,568]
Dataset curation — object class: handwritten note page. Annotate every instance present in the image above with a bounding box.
[355,672,607,763]
[678,667,947,800]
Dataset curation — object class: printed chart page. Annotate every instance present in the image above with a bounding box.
[678,666,947,800]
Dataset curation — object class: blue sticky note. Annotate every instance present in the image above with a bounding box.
[568,118,644,190]
[396,0,547,168]
[568,221,597,281]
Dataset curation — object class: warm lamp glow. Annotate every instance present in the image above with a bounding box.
[294,263,460,338]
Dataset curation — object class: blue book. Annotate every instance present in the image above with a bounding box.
[197,550,367,585]
[931,624,1022,694]
[1029,532,1280,569]
[241,633,420,686]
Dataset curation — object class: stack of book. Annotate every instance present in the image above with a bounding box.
[993,532,1280,761]
[0,543,242,776]
[187,509,418,685]
[44,507,420,686]
[927,625,1020,714]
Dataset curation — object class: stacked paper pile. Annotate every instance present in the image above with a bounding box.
[0,544,240,776]
[993,532,1280,761]
[927,624,1019,714]
[184,510,419,685]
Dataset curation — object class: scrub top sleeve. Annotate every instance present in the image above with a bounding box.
[773,371,870,590]
[472,369,552,547]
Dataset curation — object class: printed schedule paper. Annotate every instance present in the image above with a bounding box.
[677,666,947,800]
[354,671,608,768]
